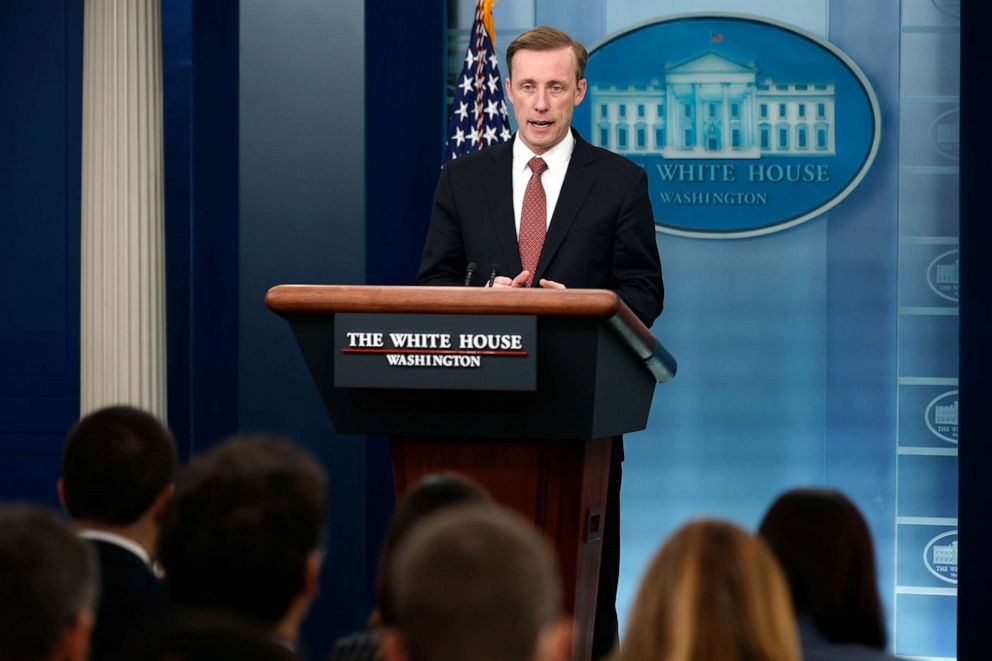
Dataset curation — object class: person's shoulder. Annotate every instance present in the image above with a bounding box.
[442,140,511,174]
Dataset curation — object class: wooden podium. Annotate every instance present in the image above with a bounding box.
[266,285,675,661]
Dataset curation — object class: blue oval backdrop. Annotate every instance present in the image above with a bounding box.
[575,14,881,239]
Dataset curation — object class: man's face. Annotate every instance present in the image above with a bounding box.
[505,47,587,155]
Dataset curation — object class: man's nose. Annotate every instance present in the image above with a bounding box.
[534,89,549,111]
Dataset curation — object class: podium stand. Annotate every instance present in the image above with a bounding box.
[266,285,675,661]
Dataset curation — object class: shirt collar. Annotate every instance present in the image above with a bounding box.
[513,129,575,174]
[79,529,152,567]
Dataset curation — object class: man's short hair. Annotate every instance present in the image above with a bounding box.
[376,473,491,626]
[0,504,98,661]
[505,26,588,82]
[62,405,178,524]
[158,435,328,625]
[391,505,562,661]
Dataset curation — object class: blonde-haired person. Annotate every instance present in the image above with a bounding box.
[617,519,800,661]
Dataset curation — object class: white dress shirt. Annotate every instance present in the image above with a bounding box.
[79,528,152,567]
[512,130,575,238]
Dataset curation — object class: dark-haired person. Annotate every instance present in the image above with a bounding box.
[417,26,664,658]
[0,503,99,661]
[59,405,178,660]
[330,472,491,661]
[157,435,328,652]
[759,488,901,661]
[380,505,571,661]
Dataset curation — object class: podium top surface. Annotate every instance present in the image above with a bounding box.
[267,284,624,317]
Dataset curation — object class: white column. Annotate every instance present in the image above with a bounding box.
[81,0,167,417]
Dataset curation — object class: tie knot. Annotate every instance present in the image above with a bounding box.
[528,157,548,176]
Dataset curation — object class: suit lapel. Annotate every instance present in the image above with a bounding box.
[481,141,523,277]
[533,134,596,283]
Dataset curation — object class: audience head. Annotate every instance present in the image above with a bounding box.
[375,472,491,627]
[0,504,99,661]
[620,519,800,661]
[158,434,328,642]
[383,505,570,661]
[60,404,177,527]
[758,488,886,648]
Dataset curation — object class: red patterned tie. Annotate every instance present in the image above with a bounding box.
[519,157,548,286]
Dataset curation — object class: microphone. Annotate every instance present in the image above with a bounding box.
[485,262,500,288]
[463,262,477,287]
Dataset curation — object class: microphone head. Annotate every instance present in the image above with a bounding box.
[488,261,500,274]
[466,262,477,273]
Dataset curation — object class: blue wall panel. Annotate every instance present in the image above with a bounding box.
[239,0,369,653]
[0,0,82,499]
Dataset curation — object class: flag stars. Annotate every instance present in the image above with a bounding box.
[487,74,499,94]
[500,127,512,141]
[452,127,466,147]
[467,126,481,144]
[459,75,474,95]
[455,102,469,121]
[488,53,499,69]
[483,125,498,145]
[484,100,500,120]
[465,49,477,68]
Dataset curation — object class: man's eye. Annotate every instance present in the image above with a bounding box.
[550,85,563,94]
[521,84,534,92]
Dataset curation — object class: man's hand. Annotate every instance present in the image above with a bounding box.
[492,270,532,288]
[491,271,568,289]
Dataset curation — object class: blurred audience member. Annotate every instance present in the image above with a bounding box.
[380,505,571,661]
[0,503,99,661]
[759,488,900,660]
[158,435,328,651]
[123,611,296,661]
[618,519,800,661]
[329,472,491,661]
[59,405,177,660]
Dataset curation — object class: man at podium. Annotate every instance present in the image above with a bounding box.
[417,25,664,660]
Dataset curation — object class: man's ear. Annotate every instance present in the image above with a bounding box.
[504,77,515,104]
[56,611,94,661]
[534,617,573,661]
[377,627,411,661]
[56,479,68,514]
[150,483,175,523]
[574,78,587,106]
[303,549,323,600]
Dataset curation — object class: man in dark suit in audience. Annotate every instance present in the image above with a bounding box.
[59,405,178,660]
[418,26,664,658]
[0,503,99,661]
[157,435,328,653]
[380,505,572,661]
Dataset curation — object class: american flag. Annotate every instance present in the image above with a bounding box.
[445,0,512,162]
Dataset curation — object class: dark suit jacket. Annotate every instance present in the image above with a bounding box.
[90,539,170,661]
[417,131,664,327]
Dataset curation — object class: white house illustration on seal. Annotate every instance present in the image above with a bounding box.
[590,51,836,159]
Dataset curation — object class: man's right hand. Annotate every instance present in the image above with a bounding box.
[492,270,532,288]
